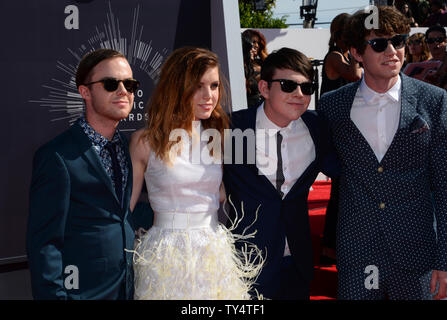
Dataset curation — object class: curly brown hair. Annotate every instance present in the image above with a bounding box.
[344,6,411,55]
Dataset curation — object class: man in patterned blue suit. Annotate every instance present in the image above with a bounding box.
[27,49,147,299]
[318,6,447,300]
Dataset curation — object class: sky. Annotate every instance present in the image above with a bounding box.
[272,0,371,28]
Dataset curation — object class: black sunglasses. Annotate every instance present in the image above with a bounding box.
[84,77,140,93]
[366,34,409,52]
[408,39,423,46]
[268,79,315,95]
[426,36,446,44]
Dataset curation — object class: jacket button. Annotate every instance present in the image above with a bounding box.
[379,202,386,209]
[377,166,384,173]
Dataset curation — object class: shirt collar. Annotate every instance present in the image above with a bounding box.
[79,115,121,147]
[359,75,401,105]
[256,102,299,137]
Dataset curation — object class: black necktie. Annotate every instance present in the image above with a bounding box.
[276,132,285,198]
[105,141,123,205]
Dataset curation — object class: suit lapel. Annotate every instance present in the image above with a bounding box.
[284,112,324,200]
[120,132,133,213]
[237,106,279,195]
[69,121,120,204]
[344,81,382,164]
[244,106,259,177]
[336,74,419,167]
[380,74,418,164]
[284,113,314,199]
[252,108,279,193]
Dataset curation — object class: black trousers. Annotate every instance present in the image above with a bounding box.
[321,177,339,251]
[272,256,310,300]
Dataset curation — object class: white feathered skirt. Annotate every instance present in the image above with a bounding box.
[131,211,264,300]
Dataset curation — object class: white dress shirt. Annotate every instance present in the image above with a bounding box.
[255,103,316,256]
[350,76,402,162]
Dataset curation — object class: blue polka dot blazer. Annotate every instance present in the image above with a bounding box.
[318,73,447,272]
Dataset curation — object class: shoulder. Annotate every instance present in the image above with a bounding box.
[301,109,318,123]
[34,127,77,159]
[229,107,257,128]
[319,81,360,108]
[230,108,254,119]
[32,128,78,175]
[401,76,447,125]
[302,110,329,130]
[130,127,145,142]
[325,50,345,63]
[129,128,151,163]
[402,74,446,99]
[300,111,332,150]
[130,128,150,149]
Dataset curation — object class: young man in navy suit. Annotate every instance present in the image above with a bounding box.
[27,49,147,299]
[223,48,337,299]
[318,6,447,300]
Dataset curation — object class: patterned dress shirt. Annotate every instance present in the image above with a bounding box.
[79,116,128,198]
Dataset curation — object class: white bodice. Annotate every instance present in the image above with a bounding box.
[144,134,222,215]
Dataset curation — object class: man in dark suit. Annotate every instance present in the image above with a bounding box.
[318,6,447,300]
[27,49,146,299]
[223,48,338,299]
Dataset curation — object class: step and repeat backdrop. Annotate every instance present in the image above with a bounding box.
[0,0,216,265]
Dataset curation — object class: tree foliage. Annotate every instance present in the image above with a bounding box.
[239,0,288,28]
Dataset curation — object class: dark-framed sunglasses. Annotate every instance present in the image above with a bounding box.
[426,36,446,44]
[408,39,423,46]
[366,34,409,52]
[268,79,315,95]
[84,77,140,93]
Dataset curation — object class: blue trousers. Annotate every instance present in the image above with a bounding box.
[337,235,433,300]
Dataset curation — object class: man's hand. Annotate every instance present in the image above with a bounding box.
[430,270,447,300]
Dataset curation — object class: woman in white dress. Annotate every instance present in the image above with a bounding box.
[129,47,263,300]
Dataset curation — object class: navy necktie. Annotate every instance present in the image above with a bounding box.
[105,141,123,205]
[276,132,285,198]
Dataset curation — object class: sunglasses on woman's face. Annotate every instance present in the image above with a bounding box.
[408,39,422,46]
[366,34,408,53]
[268,79,315,95]
[426,36,446,44]
[84,77,140,93]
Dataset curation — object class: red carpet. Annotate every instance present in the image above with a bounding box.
[307,180,338,300]
[308,180,332,209]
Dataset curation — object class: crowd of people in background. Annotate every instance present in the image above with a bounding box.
[242,0,447,108]
[393,0,446,27]
[382,2,447,87]
[353,1,447,27]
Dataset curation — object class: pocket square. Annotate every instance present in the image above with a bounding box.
[410,115,430,134]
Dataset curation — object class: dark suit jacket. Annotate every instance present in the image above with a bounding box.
[223,106,338,298]
[318,73,447,272]
[26,120,147,300]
